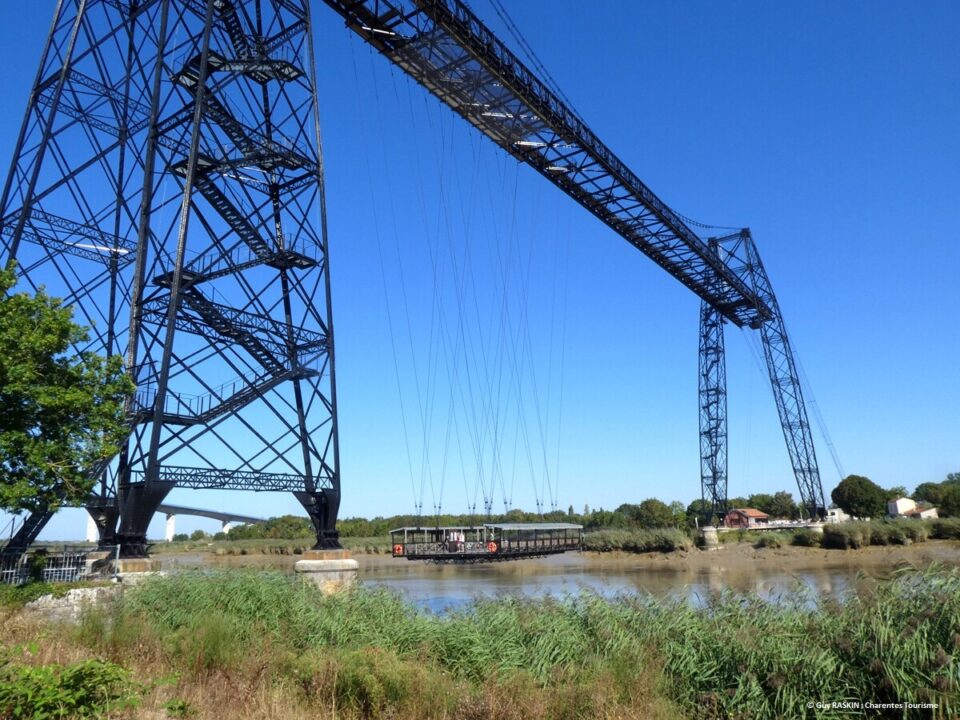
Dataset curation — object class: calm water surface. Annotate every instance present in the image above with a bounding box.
[166,551,891,614]
[358,553,865,613]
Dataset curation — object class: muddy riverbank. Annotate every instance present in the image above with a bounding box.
[160,537,960,573]
[152,539,960,611]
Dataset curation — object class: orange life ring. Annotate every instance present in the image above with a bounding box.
[486,541,498,553]
[393,544,403,555]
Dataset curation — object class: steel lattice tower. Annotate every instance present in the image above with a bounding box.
[1,0,341,557]
[698,239,728,525]
[698,231,827,521]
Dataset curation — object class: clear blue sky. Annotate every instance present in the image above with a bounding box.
[0,1,956,540]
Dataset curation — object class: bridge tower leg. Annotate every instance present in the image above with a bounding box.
[1,0,341,556]
[714,231,826,520]
[698,241,729,525]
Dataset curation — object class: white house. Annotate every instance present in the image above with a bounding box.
[825,507,851,524]
[887,497,939,520]
[888,497,916,517]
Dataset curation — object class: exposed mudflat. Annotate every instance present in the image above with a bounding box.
[161,539,960,575]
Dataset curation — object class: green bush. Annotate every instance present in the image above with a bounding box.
[790,529,822,547]
[582,528,692,553]
[822,522,873,549]
[0,581,97,608]
[870,522,906,545]
[823,519,937,549]
[753,533,788,549]
[901,520,930,543]
[718,529,767,545]
[0,653,144,719]
[931,518,960,540]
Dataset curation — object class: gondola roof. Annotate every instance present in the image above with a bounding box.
[389,522,583,533]
[485,522,583,531]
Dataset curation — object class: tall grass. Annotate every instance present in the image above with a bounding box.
[151,535,393,556]
[823,519,939,549]
[790,528,823,547]
[53,566,960,719]
[582,528,692,553]
[931,518,960,540]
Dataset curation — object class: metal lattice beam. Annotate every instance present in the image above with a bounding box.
[320,0,772,327]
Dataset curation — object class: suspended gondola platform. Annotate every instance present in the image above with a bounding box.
[390,523,583,563]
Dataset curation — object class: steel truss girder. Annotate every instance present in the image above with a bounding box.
[320,0,772,328]
[1,0,341,556]
[132,465,330,492]
[324,0,823,517]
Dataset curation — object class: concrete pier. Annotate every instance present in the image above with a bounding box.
[701,526,720,550]
[116,558,163,584]
[294,549,359,593]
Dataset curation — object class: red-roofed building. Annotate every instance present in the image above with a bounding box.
[724,508,770,529]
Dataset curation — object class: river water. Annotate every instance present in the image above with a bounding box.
[162,550,917,613]
[358,552,866,613]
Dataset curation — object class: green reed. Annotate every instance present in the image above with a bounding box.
[63,565,960,719]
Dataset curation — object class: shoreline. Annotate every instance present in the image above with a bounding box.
[157,538,960,576]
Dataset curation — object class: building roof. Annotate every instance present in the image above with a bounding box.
[729,508,769,519]
[485,522,583,531]
[388,525,484,533]
[388,522,583,534]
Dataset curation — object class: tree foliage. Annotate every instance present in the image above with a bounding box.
[0,268,132,513]
[886,485,909,501]
[632,498,675,528]
[747,491,799,519]
[685,499,713,525]
[911,472,960,517]
[913,472,960,517]
[940,486,960,518]
[913,482,946,506]
[830,475,888,519]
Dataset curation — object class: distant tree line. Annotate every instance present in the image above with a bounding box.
[830,472,960,519]
[913,472,960,516]
[188,492,806,541]
[171,472,960,542]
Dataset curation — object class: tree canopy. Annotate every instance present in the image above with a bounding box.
[0,267,132,514]
[830,475,887,519]
[913,482,946,506]
[632,498,675,528]
[746,491,800,519]
[912,471,960,517]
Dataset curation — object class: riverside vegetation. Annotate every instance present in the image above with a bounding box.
[156,517,960,558]
[2,567,960,719]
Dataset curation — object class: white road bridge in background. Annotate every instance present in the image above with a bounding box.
[85,504,266,543]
